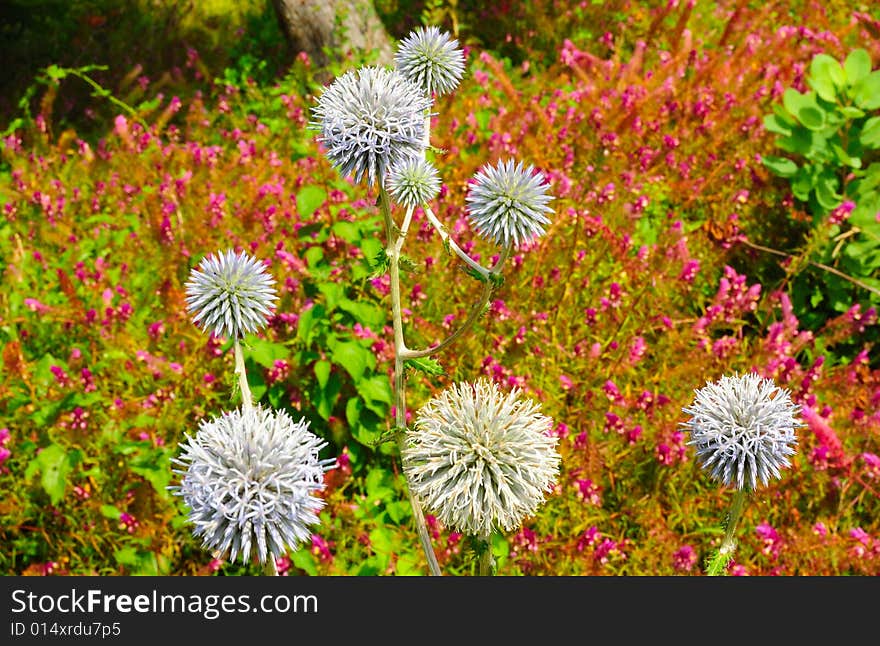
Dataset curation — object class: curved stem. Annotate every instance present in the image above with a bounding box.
[741,238,880,298]
[705,489,748,576]
[233,339,253,410]
[423,205,491,279]
[402,245,511,360]
[380,185,442,577]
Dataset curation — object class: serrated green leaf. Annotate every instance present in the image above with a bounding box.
[404,357,445,375]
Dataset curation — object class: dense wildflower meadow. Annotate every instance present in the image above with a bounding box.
[1,0,879,577]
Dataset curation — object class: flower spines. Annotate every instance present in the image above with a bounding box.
[465,158,555,248]
[386,156,441,208]
[312,66,432,186]
[171,405,336,565]
[185,249,278,340]
[394,26,466,97]
[682,373,802,491]
[403,380,560,536]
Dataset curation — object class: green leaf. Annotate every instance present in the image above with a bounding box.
[330,340,374,382]
[815,174,842,211]
[355,375,393,417]
[369,528,394,555]
[331,220,361,244]
[783,89,826,131]
[30,444,71,505]
[318,281,345,312]
[860,117,880,149]
[840,106,866,120]
[291,549,318,575]
[100,505,122,519]
[304,245,325,268]
[844,49,873,88]
[853,71,880,110]
[296,304,325,344]
[314,360,332,389]
[296,185,327,219]
[404,357,445,375]
[809,53,845,102]
[761,155,798,178]
[337,299,385,329]
[246,339,290,369]
[314,370,341,421]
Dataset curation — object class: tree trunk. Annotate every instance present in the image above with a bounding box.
[270,0,393,77]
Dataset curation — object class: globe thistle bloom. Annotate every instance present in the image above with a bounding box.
[465,158,554,248]
[312,66,432,186]
[171,405,336,564]
[395,26,466,97]
[402,380,560,536]
[386,156,441,208]
[185,249,278,340]
[681,373,802,491]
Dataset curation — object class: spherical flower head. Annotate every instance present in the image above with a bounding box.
[402,379,560,537]
[386,156,441,208]
[171,405,336,564]
[465,158,554,248]
[394,26,466,97]
[311,66,432,186]
[185,249,278,340]
[681,373,802,491]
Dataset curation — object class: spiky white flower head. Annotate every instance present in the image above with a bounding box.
[465,158,554,248]
[185,249,278,340]
[171,405,336,565]
[312,66,432,186]
[402,379,560,537]
[682,373,802,491]
[386,156,441,208]
[394,26,466,97]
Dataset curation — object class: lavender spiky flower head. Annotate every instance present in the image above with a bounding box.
[171,405,336,564]
[311,66,432,186]
[465,158,554,248]
[682,373,802,491]
[185,249,278,340]
[402,379,560,537]
[386,156,441,208]
[395,26,466,97]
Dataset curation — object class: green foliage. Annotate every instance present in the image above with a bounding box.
[762,48,880,347]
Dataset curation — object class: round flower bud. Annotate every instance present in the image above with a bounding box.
[395,26,466,97]
[185,249,278,340]
[386,156,441,208]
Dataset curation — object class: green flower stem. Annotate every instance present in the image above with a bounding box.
[477,534,497,576]
[233,339,253,410]
[380,185,442,577]
[705,489,749,576]
[263,558,278,576]
[401,244,510,361]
